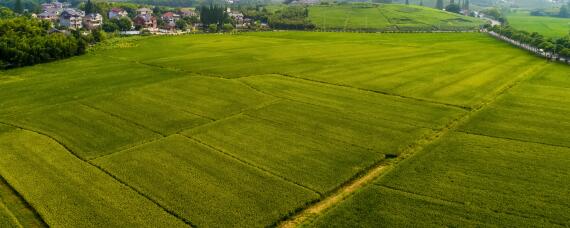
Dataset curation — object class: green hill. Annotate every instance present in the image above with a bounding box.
[308,3,484,31]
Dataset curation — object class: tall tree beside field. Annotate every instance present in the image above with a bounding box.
[14,0,22,14]
[85,0,94,14]
[560,5,569,18]
[405,0,409,5]
[436,0,444,9]
[464,0,469,10]
[419,0,423,6]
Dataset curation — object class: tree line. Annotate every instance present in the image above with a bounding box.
[485,24,570,62]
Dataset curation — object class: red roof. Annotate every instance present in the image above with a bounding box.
[110,8,124,13]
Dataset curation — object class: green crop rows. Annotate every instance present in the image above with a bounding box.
[0,32,567,227]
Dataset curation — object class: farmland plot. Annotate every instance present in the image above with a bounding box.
[93,135,319,227]
[0,130,187,227]
[0,32,565,227]
[102,32,544,107]
[0,202,20,228]
[311,132,570,227]
[309,63,570,227]
[4,103,161,159]
[183,114,383,193]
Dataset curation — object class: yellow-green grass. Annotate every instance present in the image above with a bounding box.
[100,32,544,107]
[0,58,184,117]
[308,4,483,31]
[240,75,466,129]
[0,32,566,227]
[311,132,570,227]
[461,65,570,148]
[124,76,277,120]
[182,114,383,193]
[0,202,21,228]
[507,10,570,38]
[5,103,161,159]
[246,100,433,153]
[83,91,212,135]
[93,135,319,227]
[0,130,187,227]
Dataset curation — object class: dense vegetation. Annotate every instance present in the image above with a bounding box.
[487,24,570,60]
[0,16,92,69]
[0,32,567,227]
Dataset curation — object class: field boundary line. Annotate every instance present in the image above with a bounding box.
[0,121,196,227]
[79,103,167,137]
[238,80,440,130]
[266,73,471,110]
[458,130,570,150]
[278,61,550,228]
[374,184,567,226]
[0,174,48,227]
[180,134,323,196]
[243,113,388,154]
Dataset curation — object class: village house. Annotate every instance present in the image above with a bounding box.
[59,9,84,29]
[83,13,103,30]
[134,14,157,30]
[179,9,197,17]
[41,1,64,11]
[38,9,60,22]
[136,8,153,16]
[108,8,128,19]
[162,12,180,23]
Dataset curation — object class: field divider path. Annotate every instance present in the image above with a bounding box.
[457,130,570,150]
[106,54,469,110]
[374,183,568,226]
[79,103,167,137]
[179,134,323,196]
[278,62,549,228]
[0,120,196,227]
[238,79,436,130]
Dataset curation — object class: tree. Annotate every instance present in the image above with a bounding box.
[560,5,569,18]
[405,0,409,5]
[445,3,460,14]
[436,0,444,9]
[419,0,423,6]
[175,19,187,30]
[117,17,132,31]
[464,0,469,10]
[208,23,217,32]
[84,0,94,14]
[222,23,233,32]
[91,29,106,43]
[14,0,23,14]
[0,7,15,18]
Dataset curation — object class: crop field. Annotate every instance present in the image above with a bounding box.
[507,11,570,38]
[308,4,483,31]
[0,32,568,227]
[310,63,570,227]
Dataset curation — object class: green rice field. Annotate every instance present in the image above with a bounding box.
[308,4,483,31]
[0,31,568,227]
[507,10,570,38]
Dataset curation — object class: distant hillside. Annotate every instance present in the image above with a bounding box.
[309,3,484,31]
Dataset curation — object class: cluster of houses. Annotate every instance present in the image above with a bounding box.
[33,1,249,33]
[36,1,102,30]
